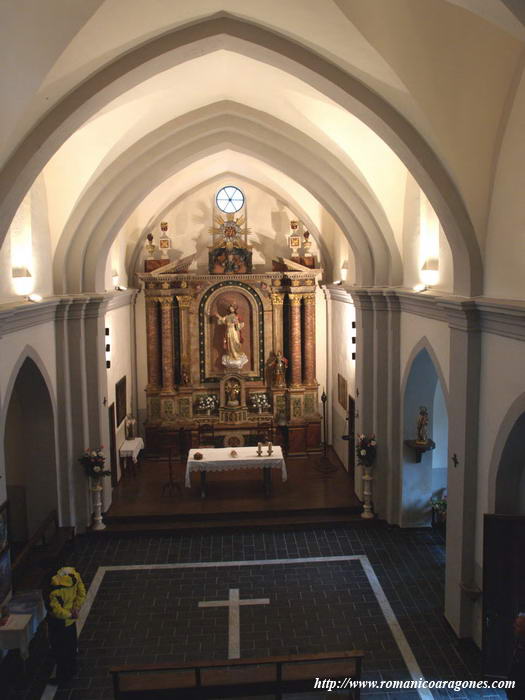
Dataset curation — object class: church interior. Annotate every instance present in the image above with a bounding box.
[1,1,525,698]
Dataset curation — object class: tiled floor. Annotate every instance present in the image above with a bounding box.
[1,524,503,699]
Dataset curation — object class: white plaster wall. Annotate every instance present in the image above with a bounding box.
[104,304,133,484]
[431,381,448,495]
[330,297,356,469]
[0,176,54,303]
[484,66,525,300]
[402,177,454,294]
[0,322,58,505]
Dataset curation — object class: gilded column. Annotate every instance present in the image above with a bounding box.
[160,296,174,392]
[303,293,316,385]
[177,295,192,381]
[271,293,284,353]
[145,296,161,389]
[289,294,303,386]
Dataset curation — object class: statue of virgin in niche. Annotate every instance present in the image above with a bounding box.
[213,304,248,370]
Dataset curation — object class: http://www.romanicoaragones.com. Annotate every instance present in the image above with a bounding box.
[314,677,515,692]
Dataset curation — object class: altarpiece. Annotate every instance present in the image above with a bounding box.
[138,208,321,456]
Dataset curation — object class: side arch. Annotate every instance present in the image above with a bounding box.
[400,335,450,412]
[0,15,481,295]
[487,392,525,513]
[0,344,57,431]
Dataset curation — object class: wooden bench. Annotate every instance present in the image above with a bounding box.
[111,650,364,699]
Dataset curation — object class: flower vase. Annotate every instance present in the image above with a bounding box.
[258,406,263,414]
[90,477,106,531]
[361,465,375,519]
[205,408,211,415]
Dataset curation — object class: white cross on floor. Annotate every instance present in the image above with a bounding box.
[198,588,270,659]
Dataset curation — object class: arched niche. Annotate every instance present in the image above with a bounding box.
[401,345,449,527]
[3,357,58,542]
[494,410,525,515]
[198,281,266,383]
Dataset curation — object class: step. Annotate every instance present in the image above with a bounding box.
[94,510,378,536]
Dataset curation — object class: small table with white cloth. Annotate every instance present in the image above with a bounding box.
[119,437,144,477]
[0,590,47,661]
[185,446,287,498]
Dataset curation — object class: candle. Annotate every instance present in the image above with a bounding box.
[267,441,273,455]
[257,442,262,455]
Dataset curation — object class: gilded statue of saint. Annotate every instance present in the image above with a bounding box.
[225,380,241,407]
[213,304,248,370]
[269,350,288,386]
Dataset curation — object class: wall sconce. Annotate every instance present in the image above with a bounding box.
[105,327,111,369]
[12,267,33,296]
[420,258,439,287]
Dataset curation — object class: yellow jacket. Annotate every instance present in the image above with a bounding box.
[48,567,86,627]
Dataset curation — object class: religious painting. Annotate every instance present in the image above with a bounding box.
[210,291,253,373]
[0,501,8,555]
[0,548,11,606]
[338,373,348,410]
[115,376,127,427]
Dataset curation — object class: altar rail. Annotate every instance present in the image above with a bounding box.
[110,650,364,699]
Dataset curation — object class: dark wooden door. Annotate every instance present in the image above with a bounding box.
[347,394,355,473]
[108,403,118,487]
[483,514,525,679]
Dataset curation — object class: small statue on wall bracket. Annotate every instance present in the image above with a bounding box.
[405,405,435,462]
[416,406,429,444]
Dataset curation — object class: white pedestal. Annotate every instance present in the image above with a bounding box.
[361,465,375,519]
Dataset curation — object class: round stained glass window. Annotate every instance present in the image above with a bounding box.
[216,186,245,213]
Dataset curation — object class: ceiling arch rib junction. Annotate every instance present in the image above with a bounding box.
[2,15,481,295]
[56,104,401,294]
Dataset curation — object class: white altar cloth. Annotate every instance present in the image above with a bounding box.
[185,446,287,488]
[119,437,144,463]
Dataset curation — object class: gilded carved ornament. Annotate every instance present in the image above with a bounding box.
[271,294,284,306]
[289,294,303,306]
[177,296,192,308]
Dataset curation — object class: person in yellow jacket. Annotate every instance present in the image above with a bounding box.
[47,566,86,683]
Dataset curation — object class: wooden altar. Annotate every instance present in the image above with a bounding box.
[138,240,322,456]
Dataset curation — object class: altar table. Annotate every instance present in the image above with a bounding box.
[119,437,144,476]
[185,446,287,498]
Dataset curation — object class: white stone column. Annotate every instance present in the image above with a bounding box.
[441,299,481,638]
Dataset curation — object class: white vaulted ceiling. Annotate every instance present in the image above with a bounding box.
[0,0,523,299]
